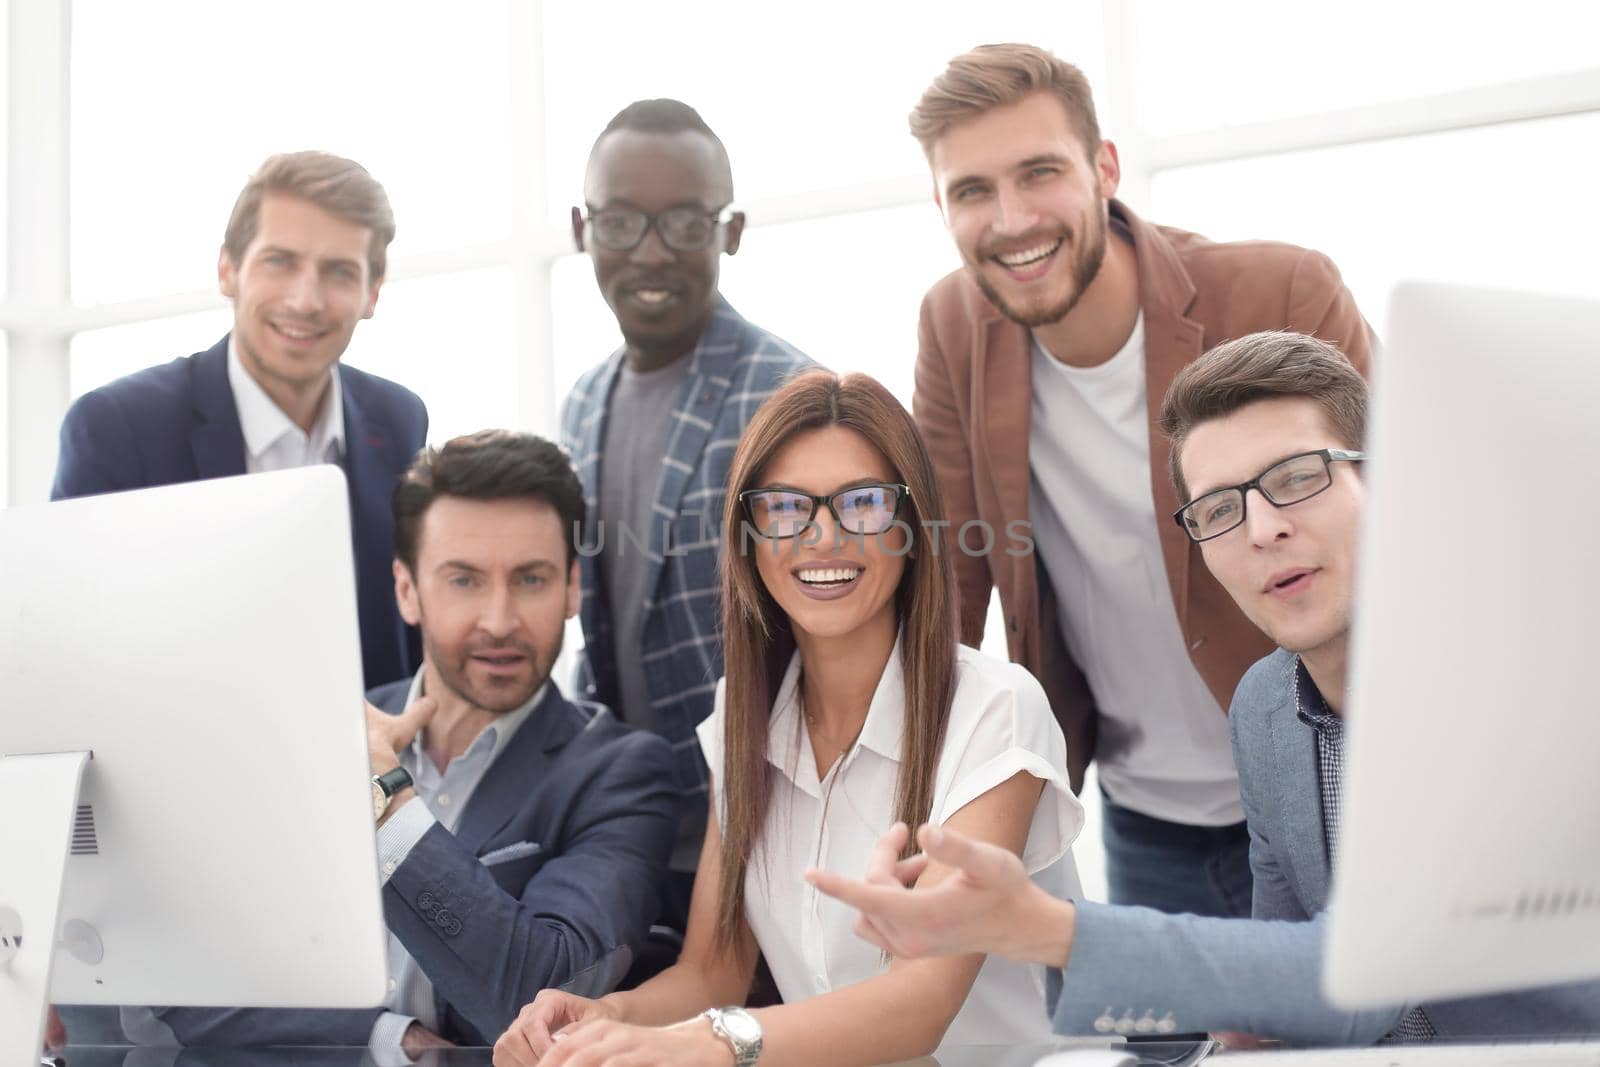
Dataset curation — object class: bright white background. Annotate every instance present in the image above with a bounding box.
[5,0,1600,901]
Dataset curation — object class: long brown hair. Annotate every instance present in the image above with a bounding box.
[714,370,959,949]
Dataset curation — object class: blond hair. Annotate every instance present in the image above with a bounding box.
[223,151,396,280]
[910,43,1101,157]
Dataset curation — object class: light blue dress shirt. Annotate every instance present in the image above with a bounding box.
[367,672,544,1058]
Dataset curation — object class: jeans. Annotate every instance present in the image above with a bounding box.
[1101,788,1254,917]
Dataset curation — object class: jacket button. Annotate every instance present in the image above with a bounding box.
[1092,1011,1116,1033]
[1157,1013,1178,1034]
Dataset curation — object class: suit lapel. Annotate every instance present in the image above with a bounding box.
[1269,667,1333,913]
[978,311,1037,652]
[574,353,622,652]
[1119,201,1206,623]
[453,687,581,856]
[639,302,738,615]
[340,369,397,535]
[189,337,249,480]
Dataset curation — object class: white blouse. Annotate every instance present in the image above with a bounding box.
[698,637,1085,1045]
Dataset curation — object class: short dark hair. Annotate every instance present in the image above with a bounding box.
[601,97,719,141]
[590,98,733,191]
[1160,331,1369,501]
[392,430,585,571]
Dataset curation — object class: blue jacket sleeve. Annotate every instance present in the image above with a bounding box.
[1054,905,1405,1045]
[134,1006,384,1047]
[52,389,145,499]
[384,730,678,1044]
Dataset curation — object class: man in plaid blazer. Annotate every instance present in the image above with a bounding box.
[563,99,814,929]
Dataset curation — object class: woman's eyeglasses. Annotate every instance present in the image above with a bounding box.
[738,483,911,540]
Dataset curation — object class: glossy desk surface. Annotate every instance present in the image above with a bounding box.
[52,1041,1600,1067]
[52,1041,1211,1067]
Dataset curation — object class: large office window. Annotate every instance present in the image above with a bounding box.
[5,0,1598,903]
[1151,111,1600,337]
[1130,0,1600,136]
[67,0,518,449]
[70,0,515,307]
[541,2,1105,408]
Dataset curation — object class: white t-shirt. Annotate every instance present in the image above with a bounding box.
[698,638,1084,1046]
[1027,316,1243,826]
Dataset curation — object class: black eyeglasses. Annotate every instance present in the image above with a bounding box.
[1173,449,1364,543]
[583,206,736,252]
[739,483,911,540]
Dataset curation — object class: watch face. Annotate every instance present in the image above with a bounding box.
[721,1009,761,1046]
[371,780,387,821]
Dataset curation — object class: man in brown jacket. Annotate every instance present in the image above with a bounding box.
[909,44,1374,917]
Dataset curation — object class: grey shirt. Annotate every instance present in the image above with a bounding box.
[597,355,693,732]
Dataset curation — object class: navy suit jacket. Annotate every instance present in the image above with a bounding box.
[132,680,679,1047]
[50,335,427,688]
[1055,649,1600,1044]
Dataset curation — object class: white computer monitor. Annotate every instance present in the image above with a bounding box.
[0,467,388,1060]
[1324,281,1600,1008]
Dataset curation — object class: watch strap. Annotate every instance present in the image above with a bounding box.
[373,765,413,800]
[702,1006,762,1067]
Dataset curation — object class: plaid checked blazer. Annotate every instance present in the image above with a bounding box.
[561,297,815,797]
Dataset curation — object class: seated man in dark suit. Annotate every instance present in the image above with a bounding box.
[811,333,1600,1045]
[51,150,426,690]
[121,430,679,1054]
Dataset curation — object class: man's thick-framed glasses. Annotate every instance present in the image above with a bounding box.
[1173,448,1365,543]
[739,483,911,540]
[582,206,736,252]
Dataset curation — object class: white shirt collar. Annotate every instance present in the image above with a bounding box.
[225,335,345,464]
[402,668,546,768]
[767,630,907,789]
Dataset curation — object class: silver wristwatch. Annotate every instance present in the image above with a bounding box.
[701,1005,762,1066]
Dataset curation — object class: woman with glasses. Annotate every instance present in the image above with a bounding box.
[493,370,1083,1067]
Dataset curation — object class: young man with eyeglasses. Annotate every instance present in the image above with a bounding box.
[908,44,1377,919]
[562,99,814,933]
[809,332,1600,1045]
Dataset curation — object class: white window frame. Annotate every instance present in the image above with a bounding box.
[5,0,1598,505]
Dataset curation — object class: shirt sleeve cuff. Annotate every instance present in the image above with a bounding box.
[376,796,436,885]
[369,1011,418,1065]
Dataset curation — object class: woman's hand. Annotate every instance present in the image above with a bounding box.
[494,990,622,1066]
[532,1015,734,1067]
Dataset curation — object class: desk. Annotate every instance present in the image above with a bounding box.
[54,1042,1600,1067]
[54,1043,1207,1067]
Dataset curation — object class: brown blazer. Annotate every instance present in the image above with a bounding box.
[913,199,1374,793]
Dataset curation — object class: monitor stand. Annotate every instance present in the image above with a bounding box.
[0,750,91,1067]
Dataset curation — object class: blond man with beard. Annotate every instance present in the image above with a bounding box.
[911,43,1375,917]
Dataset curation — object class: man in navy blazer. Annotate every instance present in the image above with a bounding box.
[811,333,1600,1045]
[123,430,678,1052]
[51,150,427,689]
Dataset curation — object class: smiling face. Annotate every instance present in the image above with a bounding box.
[746,425,908,644]
[574,128,742,364]
[1179,396,1364,658]
[930,91,1118,328]
[394,495,579,714]
[218,192,380,400]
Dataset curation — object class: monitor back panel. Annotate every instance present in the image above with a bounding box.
[0,467,387,1008]
[1325,282,1600,1007]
